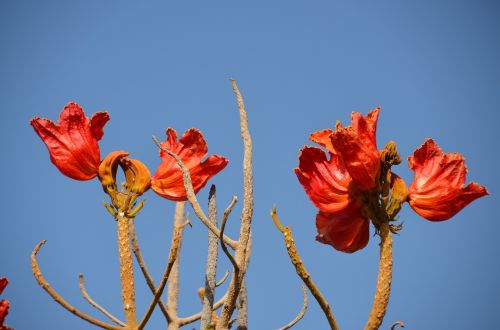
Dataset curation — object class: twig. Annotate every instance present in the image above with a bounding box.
[201,186,220,329]
[152,136,238,250]
[216,271,230,288]
[390,320,405,329]
[130,223,171,320]
[78,273,126,327]
[178,292,228,326]
[236,278,248,330]
[167,202,186,323]
[137,216,184,330]
[277,285,308,330]
[220,200,239,272]
[270,207,339,330]
[364,221,393,330]
[218,79,255,329]
[31,240,121,330]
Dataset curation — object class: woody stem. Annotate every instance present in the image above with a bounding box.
[117,213,137,326]
[364,221,393,330]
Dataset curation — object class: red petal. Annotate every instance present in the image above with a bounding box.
[0,300,9,327]
[152,128,228,201]
[316,207,369,253]
[295,147,352,214]
[90,112,110,141]
[408,139,488,221]
[310,129,336,153]
[30,102,107,180]
[0,278,7,295]
[330,107,381,190]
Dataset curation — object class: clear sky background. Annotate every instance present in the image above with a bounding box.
[1,1,499,329]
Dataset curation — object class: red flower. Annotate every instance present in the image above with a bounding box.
[0,278,10,329]
[151,128,228,201]
[329,107,381,190]
[30,102,109,180]
[408,139,488,221]
[295,146,369,253]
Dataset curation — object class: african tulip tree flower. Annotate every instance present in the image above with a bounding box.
[296,108,382,253]
[151,128,228,201]
[30,102,109,180]
[0,278,11,329]
[407,139,488,221]
[295,146,369,253]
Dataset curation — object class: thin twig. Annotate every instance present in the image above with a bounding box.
[364,221,393,330]
[270,207,339,330]
[216,271,230,288]
[201,186,220,329]
[130,223,171,321]
[31,240,121,330]
[218,79,255,329]
[152,136,238,250]
[78,273,126,327]
[137,219,184,330]
[178,292,228,326]
[220,199,239,272]
[277,285,309,330]
[390,320,405,329]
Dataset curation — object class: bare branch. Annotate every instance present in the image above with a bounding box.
[364,221,393,330]
[178,292,228,326]
[216,271,230,288]
[201,186,219,329]
[218,79,255,329]
[137,218,184,330]
[78,273,126,327]
[167,202,186,321]
[277,285,308,330]
[31,241,121,330]
[152,136,238,250]
[270,207,339,330]
[130,223,171,321]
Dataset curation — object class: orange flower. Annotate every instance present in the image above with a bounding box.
[295,146,369,253]
[30,102,109,180]
[0,278,10,329]
[408,139,488,221]
[151,128,228,201]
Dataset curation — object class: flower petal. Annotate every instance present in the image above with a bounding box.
[151,128,228,201]
[0,278,7,296]
[0,299,9,327]
[90,112,110,141]
[310,129,336,153]
[295,146,352,214]
[330,107,381,190]
[120,157,151,196]
[408,139,488,221]
[30,102,107,180]
[316,208,369,253]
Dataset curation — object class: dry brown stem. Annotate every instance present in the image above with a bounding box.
[271,207,339,330]
[31,240,122,330]
[201,186,220,329]
[217,79,254,330]
[277,285,308,330]
[79,273,126,327]
[117,212,137,326]
[364,221,393,330]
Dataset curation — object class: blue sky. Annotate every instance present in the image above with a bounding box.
[1,1,499,329]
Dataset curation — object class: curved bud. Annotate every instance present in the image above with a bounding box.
[386,173,408,220]
[120,158,151,196]
[381,140,401,167]
[98,150,129,195]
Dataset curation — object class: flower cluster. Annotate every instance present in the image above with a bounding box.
[30,102,228,208]
[296,108,488,253]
